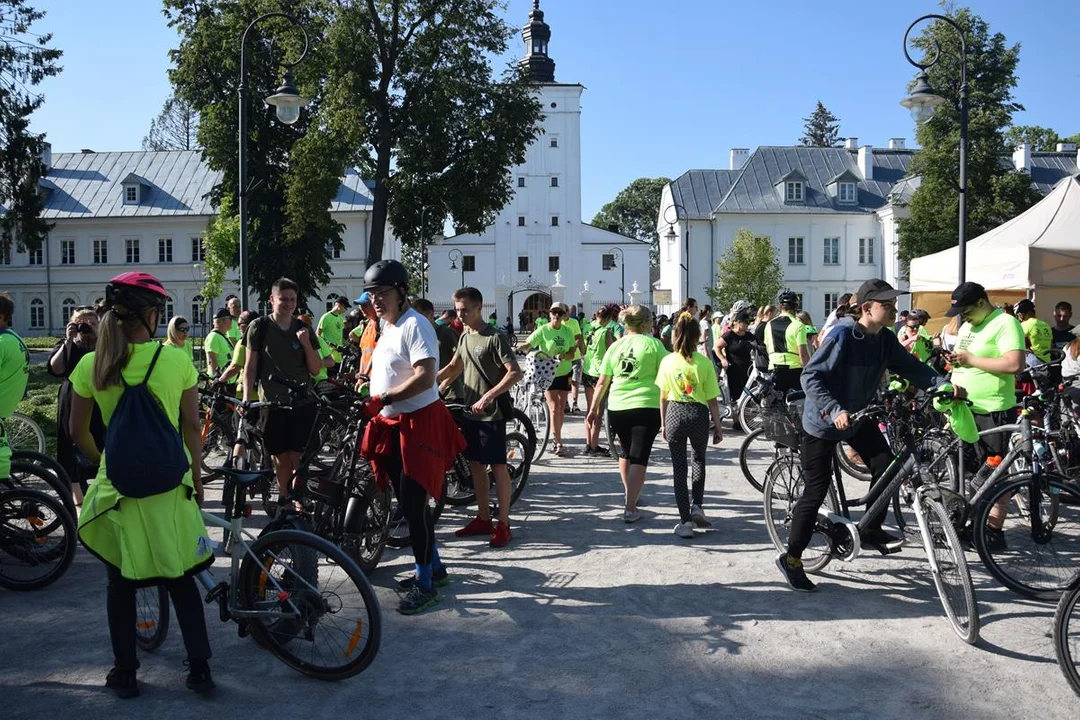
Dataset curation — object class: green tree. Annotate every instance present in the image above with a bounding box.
[142,94,200,151]
[1003,124,1060,152]
[799,101,842,147]
[0,0,62,257]
[590,177,670,266]
[1062,132,1080,145]
[898,8,1042,266]
[707,229,784,312]
[201,194,239,301]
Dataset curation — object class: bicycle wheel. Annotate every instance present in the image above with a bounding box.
[200,419,234,477]
[494,431,531,511]
[4,412,46,453]
[1052,575,1080,698]
[443,454,475,507]
[239,529,382,680]
[737,395,763,434]
[835,441,872,482]
[528,397,551,462]
[894,434,958,539]
[919,495,980,644]
[135,585,170,651]
[973,473,1080,601]
[762,455,835,574]
[343,483,391,574]
[507,407,538,461]
[0,487,76,591]
[5,460,78,523]
[738,427,774,494]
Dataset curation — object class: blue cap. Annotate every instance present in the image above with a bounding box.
[355,291,371,305]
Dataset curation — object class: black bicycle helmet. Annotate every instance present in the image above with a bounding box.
[777,289,800,307]
[363,259,408,291]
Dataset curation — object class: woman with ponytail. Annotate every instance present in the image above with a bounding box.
[656,312,723,538]
[69,272,215,699]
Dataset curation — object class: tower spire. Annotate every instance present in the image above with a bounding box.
[520,0,555,83]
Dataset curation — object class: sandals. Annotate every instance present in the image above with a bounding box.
[552,442,565,457]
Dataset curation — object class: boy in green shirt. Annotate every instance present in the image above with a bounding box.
[317,297,349,365]
[1015,299,1053,366]
[205,308,235,379]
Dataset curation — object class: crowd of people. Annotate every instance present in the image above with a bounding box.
[2,264,1079,698]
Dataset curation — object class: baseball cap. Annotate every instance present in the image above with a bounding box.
[214,307,232,320]
[355,291,372,305]
[549,301,569,314]
[1014,298,1035,314]
[945,282,989,317]
[854,279,906,304]
[334,296,350,308]
[711,311,724,320]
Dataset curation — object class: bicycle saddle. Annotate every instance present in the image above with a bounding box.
[212,466,274,488]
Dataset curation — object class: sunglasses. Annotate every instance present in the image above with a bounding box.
[177,326,190,332]
[549,309,565,316]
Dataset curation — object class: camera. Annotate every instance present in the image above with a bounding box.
[75,322,93,334]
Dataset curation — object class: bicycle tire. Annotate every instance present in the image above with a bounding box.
[762,455,835,574]
[443,454,475,507]
[835,441,872,482]
[973,473,1080,601]
[5,459,78,523]
[135,585,170,651]
[528,398,551,462]
[0,487,77,591]
[239,529,381,680]
[737,395,763,435]
[200,420,234,477]
[1052,575,1080,698]
[345,483,391,574]
[507,407,538,461]
[5,412,46,453]
[920,495,980,644]
[738,427,771,494]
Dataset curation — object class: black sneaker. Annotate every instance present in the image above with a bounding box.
[984,528,1007,552]
[594,445,611,457]
[105,667,140,699]
[396,566,450,591]
[860,527,904,555]
[397,584,440,615]
[775,553,817,592]
[184,659,215,695]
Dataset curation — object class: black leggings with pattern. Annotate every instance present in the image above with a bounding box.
[665,401,710,523]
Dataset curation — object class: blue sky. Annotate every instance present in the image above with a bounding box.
[31,0,1080,220]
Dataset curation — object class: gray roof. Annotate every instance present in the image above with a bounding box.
[712,146,913,214]
[35,150,375,219]
[669,169,740,219]
[1028,152,1079,195]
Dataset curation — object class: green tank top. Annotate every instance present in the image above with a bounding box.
[584,322,615,376]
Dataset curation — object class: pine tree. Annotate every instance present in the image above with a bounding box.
[799,101,842,147]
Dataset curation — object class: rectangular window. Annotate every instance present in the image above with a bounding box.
[124,185,138,203]
[548,256,560,272]
[30,301,45,328]
[824,293,840,314]
[550,176,559,187]
[92,238,108,264]
[517,177,526,188]
[60,239,75,265]
[518,216,526,227]
[787,237,804,265]
[28,247,42,265]
[191,237,205,262]
[550,137,559,148]
[463,255,475,272]
[823,237,840,265]
[125,238,140,264]
[602,254,616,271]
[517,256,529,272]
[786,181,803,202]
[859,237,876,265]
[551,216,559,227]
[326,239,341,259]
[838,182,856,203]
[158,238,173,263]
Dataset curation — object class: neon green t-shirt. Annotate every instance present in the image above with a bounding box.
[230,338,246,369]
[584,321,616,377]
[656,351,721,405]
[599,333,667,411]
[0,329,30,418]
[164,338,194,365]
[563,317,583,361]
[1021,317,1053,362]
[203,330,233,373]
[952,309,1025,413]
[226,319,242,343]
[535,317,548,328]
[311,339,333,382]
[527,322,576,376]
[318,310,345,362]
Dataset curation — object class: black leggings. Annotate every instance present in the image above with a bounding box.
[386,428,434,567]
[608,407,661,466]
[107,566,211,672]
[787,421,892,559]
[665,402,710,523]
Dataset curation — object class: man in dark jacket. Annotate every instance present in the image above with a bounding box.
[775,279,964,592]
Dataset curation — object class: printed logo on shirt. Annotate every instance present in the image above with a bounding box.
[617,348,639,377]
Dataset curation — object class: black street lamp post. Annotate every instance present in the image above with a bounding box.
[607,246,625,303]
[238,12,310,309]
[448,249,465,288]
[662,202,689,303]
[902,14,968,283]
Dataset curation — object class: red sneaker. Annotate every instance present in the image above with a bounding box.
[455,516,494,537]
[490,522,513,548]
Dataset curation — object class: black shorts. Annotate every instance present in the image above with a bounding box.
[582,373,599,389]
[261,403,318,456]
[460,417,508,465]
[608,407,662,466]
[548,374,570,392]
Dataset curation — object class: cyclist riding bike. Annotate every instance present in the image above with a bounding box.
[765,290,811,393]
[775,279,965,593]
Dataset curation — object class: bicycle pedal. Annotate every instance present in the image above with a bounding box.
[204,581,229,605]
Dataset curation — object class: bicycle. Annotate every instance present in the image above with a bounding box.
[0,485,77,591]
[197,378,239,477]
[3,412,46,453]
[762,387,980,644]
[135,464,382,680]
[1052,572,1080,698]
[442,403,532,514]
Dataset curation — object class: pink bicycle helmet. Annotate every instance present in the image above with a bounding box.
[105,271,168,310]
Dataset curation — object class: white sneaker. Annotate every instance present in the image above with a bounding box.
[690,504,712,528]
[674,521,695,538]
[622,509,642,524]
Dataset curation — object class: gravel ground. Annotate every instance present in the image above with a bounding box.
[1,415,1076,718]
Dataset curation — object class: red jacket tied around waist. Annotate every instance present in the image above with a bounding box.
[360,399,466,499]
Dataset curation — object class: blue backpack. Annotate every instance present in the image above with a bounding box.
[104,344,190,498]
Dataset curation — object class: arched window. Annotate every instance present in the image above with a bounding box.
[325,292,340,312]
[29,298,45,329]
[160,296,175,326]
[61,297,77,324]
[191,295,206,325]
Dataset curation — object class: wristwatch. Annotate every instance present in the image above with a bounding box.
[381,391,393,405]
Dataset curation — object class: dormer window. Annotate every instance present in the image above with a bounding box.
[838,182,856,204]
[121,172,149,206]
[124,185,139,204]
[785,181,803,202]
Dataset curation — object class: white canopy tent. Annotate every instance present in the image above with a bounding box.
[910,174,1080,322]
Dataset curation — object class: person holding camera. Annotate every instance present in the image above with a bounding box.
[48,305,106,508]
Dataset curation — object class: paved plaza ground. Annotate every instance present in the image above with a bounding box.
[1,414,1076,718]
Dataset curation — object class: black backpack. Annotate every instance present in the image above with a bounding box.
[104,344,190,498]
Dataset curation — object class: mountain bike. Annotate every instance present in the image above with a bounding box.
[763,387,980,644]
[135,465,381,680]
[0,485,77,591]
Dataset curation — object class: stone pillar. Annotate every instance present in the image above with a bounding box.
[550,270,566,304]
[579,284,593,317]
[628,280,643,307]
